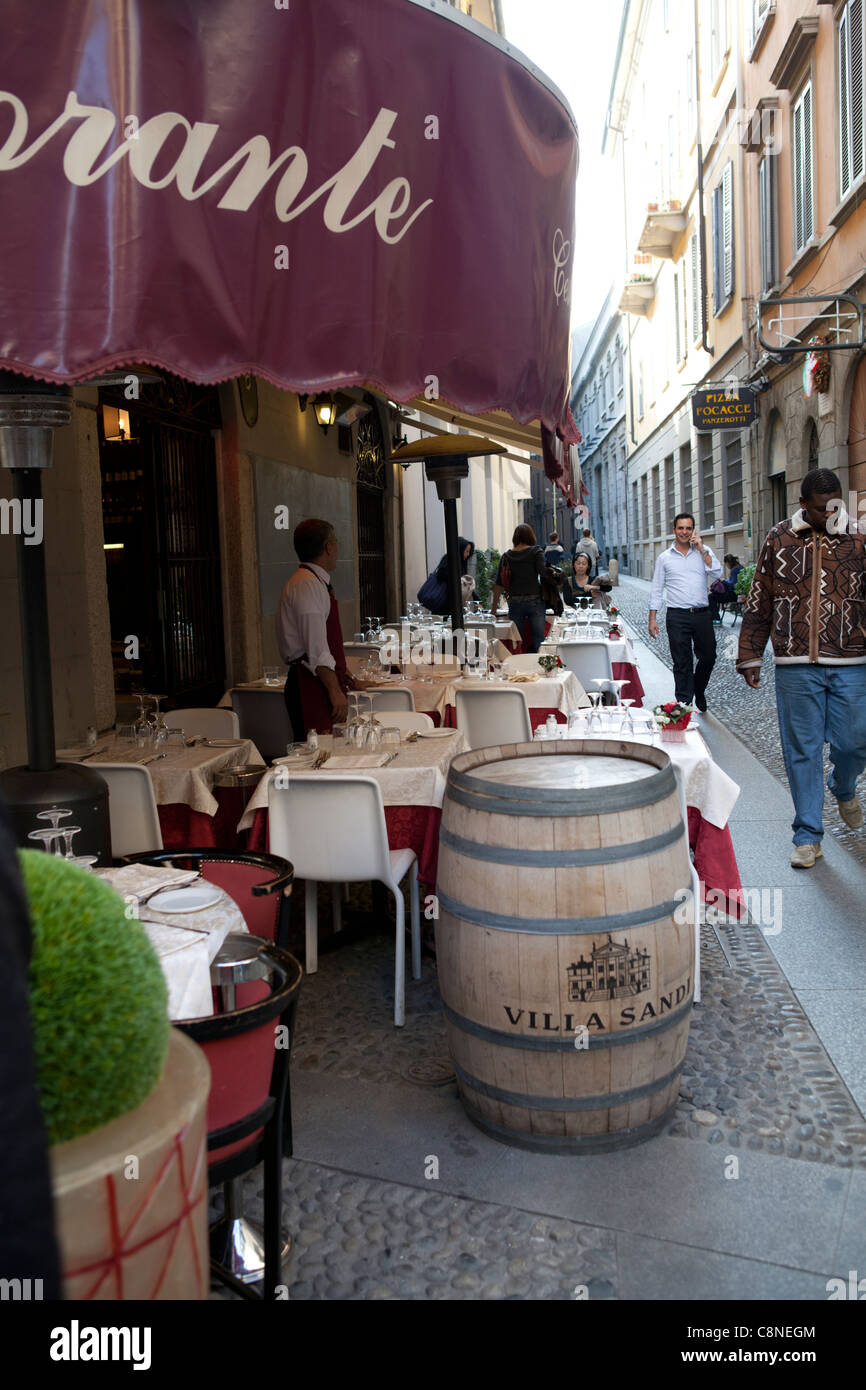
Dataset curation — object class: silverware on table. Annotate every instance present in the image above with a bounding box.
[383,751,399,766]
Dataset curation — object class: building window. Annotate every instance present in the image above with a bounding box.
[709,0,728,78]
[638,359,645,419]
[641,474,649,537]
[792,82,814,252]
[807,418,819,469]
[751,0,773,47]
[690,233,701,342]
[673,271,682,363]
[758,153,778,292]
[839,1,865,199]
[664,454,676,532]
[712,161,734,312]
[680,444,693,518]
[652,465,661,535]
[632,480,640,542]
[724,434,743,525]
[700,434,716,530]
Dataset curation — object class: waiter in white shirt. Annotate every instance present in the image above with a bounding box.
[648,512,722,712]
[277,518,366,739]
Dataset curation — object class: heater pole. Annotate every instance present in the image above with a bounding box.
[12,469,56,770]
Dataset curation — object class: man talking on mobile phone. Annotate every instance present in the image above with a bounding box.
[649,513,722,711]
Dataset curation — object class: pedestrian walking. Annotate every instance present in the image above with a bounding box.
[737,468,866,868]
[543,531,566,568]
[574,529,600,576]
[490,524,547,653]
[649,512,722,711]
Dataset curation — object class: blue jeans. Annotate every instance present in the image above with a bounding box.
[508,597,547,654]
[775,665,866,844]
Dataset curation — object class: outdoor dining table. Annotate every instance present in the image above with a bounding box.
[238,729,469,885]
[95,864,248,1020]
[541,629,646,705]
[542,716,743,914]
[440,669,589,729]
[63,736,264,850]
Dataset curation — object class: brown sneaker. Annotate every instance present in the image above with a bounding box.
[838,798,863,830]
[790,843,822,868]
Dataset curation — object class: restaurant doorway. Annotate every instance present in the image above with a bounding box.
[355,400,388,624]
[99,377,225,708]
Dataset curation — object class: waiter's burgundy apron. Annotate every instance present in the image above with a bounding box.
[284,565,350,740]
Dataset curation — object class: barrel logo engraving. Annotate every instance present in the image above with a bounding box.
[567,933,650,1002]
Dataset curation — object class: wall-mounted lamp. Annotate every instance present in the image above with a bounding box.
[314,395,336,434]
[102,405,135,442]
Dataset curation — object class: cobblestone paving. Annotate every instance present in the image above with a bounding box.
[612,578,866,866]
[223,1164,618,1301]
[287,926,866,1171]
[212,915,865,1299]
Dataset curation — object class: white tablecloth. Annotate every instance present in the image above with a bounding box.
[540,720,739,829]
[96,868,248,1019]
[443,670,589,715]
[542,634,638,666]
[238,730,469,830]
[78,738,263,817]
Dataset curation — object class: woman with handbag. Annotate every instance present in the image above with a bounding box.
[490,524,547,653]
[417,537,474,615]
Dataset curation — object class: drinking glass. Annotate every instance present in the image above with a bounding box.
[165,728,186,752]
[263,666,282,685]
[28,828,62,853]
[58,826,82,859]
[115,722,137,746]
[609,679,629,706]
[620,699,636,737]
[380,726,401,749]
[36,806,72,831]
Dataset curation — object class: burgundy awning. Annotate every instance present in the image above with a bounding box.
[0,0,578,438]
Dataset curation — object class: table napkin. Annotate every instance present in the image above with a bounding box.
[95,864,201,901]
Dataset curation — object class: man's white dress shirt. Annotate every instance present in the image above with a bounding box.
[650,543,722,612]
[276,563,335,677]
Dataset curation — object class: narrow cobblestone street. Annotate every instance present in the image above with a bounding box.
[213,598,866,1300]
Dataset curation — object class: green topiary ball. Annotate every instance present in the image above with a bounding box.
[19,850,170,1145]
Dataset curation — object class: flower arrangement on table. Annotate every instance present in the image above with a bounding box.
[653,701,692,742]
[607,623,622,639]
[608,605,619,618]
[538,653,563,674]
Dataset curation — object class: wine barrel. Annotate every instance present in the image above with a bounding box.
[436,740,694,1153]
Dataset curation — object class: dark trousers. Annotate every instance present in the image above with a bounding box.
[666,608,716,704]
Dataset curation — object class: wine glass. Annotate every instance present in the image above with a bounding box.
[58,825,82,859]
[620,699,636,737]
[609,678,629,707]
[36,806,72,831]
[27,828,62,853]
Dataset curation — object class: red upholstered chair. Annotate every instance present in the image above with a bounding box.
[176,939,302,1301]
[123,848,293,947]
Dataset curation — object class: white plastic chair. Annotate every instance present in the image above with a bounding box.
[374,710,434,732]
[454,687,532,750]
[164,708,239,739]
[501,653,544,673]
[89,763,163,859]
[556,640,614,694]
[268,774,421,1026]
[367,688,416,712]
[231,688,293,762]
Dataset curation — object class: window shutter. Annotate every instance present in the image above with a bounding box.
[795,98,802,231]
[690,233,700,341]
[723,162,734,300]
[841,8,851,196]
[802,86,813,244]
[717,183,722,311]
[673,271,681,363]
[852,0,864,186]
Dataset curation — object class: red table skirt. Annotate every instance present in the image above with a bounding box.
[612,660,645,704]
[159,794,742,910]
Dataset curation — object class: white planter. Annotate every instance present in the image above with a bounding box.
[51,1029,211,1300]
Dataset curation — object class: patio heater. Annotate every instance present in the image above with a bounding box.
[390,434,505,635]
[0,374,112,862]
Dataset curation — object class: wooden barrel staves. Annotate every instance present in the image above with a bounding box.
[435,740,694,1153]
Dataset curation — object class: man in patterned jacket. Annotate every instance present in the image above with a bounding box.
[737,468,866,868]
